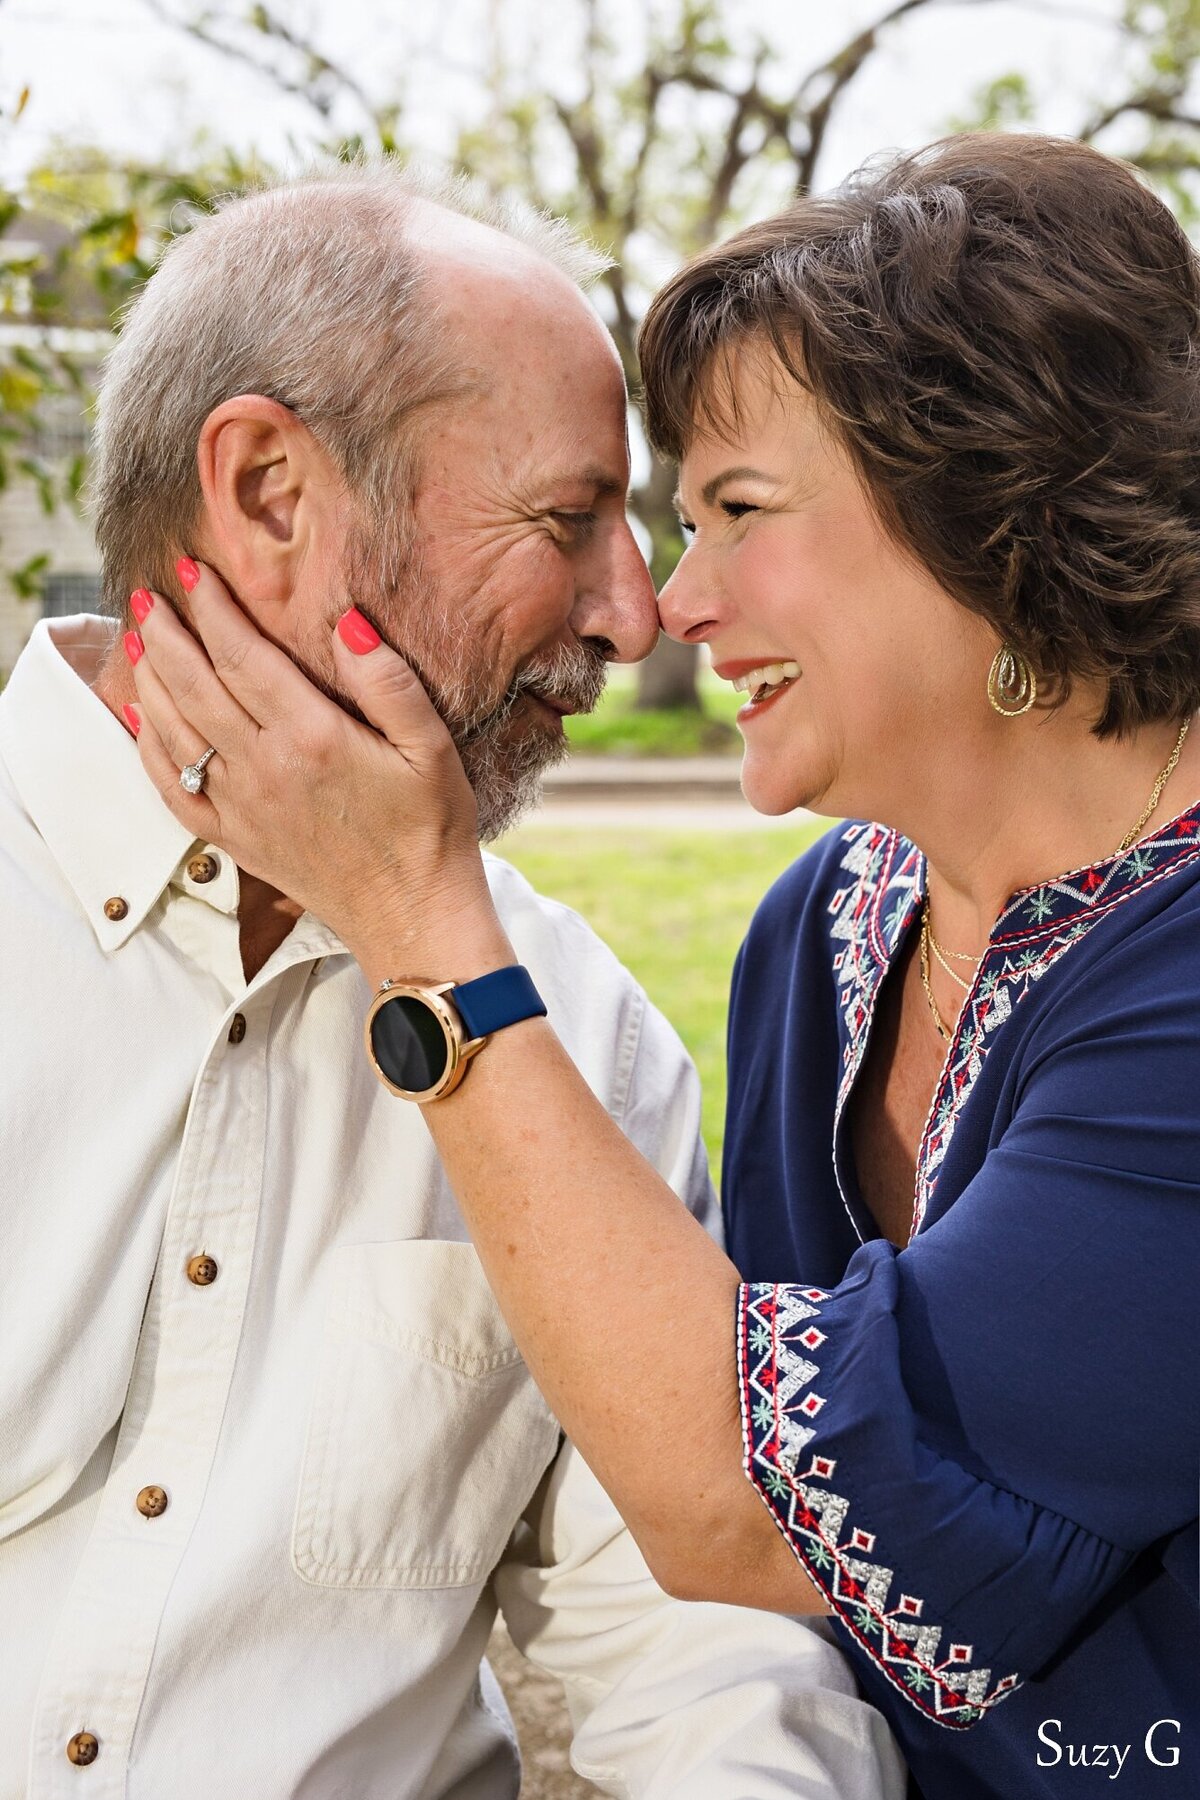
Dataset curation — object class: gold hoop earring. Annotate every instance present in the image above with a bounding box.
[987,646,1037,717]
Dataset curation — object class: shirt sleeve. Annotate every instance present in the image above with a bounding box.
[495,1441,905,1799]
[738,925,1200,1730]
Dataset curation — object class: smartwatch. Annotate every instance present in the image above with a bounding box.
[364,964,547,1102]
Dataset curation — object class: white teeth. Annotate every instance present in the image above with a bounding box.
[730,660,801,695]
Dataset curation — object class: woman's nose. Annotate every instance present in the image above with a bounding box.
[657,549,720,645]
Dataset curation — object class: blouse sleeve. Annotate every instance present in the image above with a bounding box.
[738,928,1200,1730]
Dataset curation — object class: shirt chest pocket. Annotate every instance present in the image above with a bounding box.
[292,1240,561,1590]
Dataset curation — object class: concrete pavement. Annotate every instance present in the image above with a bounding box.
[530,754,813,830]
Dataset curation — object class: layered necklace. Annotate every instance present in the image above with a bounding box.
[919,717,1192,1042]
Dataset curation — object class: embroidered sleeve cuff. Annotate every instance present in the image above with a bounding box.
[738,1278,1024,1731]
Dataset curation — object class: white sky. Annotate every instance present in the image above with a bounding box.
[0,0,1155,508]
[0,0,1142,193]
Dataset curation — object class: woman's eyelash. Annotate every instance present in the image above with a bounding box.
[676,502,757,538]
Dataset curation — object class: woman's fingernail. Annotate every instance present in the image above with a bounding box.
[130,588,154,623]
[123,630,144,665]
[337,607,382,654]
[176,556,200,593]
[122,703,141,737]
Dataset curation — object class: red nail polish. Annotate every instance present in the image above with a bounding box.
[337,607,382,654]
[123,630,144,665]
[130,588,154,623]
[122,703,141,737]
[176,557,200,593]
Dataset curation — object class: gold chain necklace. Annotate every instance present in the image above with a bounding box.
[1114,717,1191,856]
[918,911,957,1042]
[927,930,976,992]
[920,716,1192,1042]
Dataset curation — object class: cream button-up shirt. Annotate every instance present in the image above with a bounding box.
[0,617,903,1800]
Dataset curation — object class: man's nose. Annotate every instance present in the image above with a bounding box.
[658,546,720,646]
[572,519,660,664]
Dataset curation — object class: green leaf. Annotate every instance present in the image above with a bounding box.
[0,367,43,416]
[66,452,88,505]
[9,552,49,601]
[11,346,49,379]
[15,456,57,514]
[949,72,1034,134]
[80,209,138,242]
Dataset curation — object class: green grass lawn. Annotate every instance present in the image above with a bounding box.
[496,822,831,1179]
[564,668,743,757]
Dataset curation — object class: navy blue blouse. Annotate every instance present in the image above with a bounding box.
[724,813,1200,1799]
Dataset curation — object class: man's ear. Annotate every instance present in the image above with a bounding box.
[195,396,335,613]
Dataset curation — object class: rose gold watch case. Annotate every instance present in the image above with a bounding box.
[364,979,487,1102]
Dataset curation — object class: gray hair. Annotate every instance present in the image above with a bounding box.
[90,161,611,617]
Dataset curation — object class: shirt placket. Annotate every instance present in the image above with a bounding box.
[26,966,286,1798]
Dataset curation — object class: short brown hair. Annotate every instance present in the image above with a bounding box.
[639,133,1200,735]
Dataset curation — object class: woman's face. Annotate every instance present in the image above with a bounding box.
[659,343,988,821]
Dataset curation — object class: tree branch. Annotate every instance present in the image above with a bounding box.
[696,46,770,243]
[1125,141,1200,175]
[553,0,617,227]
[139,0,381,138]
[551,98,613,226]
[622,67,665,238]
[791,0,944,193]
[1079,87,1197,143]
[602,271,640,380]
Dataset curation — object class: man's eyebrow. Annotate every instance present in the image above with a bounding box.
[541,467,626,500]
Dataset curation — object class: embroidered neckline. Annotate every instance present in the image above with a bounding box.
[826,802,1200,1239]
[827,827,924,1243]
[998,793,1200,922]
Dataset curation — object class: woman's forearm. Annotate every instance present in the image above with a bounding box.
[357,905,827,1613]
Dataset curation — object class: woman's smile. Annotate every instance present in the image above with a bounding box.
[735,672,800,723]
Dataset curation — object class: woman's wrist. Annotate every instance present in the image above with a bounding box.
[346,884,516,996]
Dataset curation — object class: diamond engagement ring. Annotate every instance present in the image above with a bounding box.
[179,747,217,795]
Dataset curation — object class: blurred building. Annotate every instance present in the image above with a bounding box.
[0,213,109,677]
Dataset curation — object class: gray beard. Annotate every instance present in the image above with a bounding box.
[304,536,609,842]
[455,685,573,842]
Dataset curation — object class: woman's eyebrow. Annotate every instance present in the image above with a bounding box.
[674,466,782,513]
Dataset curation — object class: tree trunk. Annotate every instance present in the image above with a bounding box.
[636,633,701,708]
[633,452,701,710]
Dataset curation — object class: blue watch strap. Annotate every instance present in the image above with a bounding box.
[453,965,547,1040]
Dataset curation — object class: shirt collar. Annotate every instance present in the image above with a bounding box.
[0,614,203,951]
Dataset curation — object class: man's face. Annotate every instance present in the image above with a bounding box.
[333,265,659,840]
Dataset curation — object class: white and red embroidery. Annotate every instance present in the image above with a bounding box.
[739,1282,1022,1729]
[828,824,923,1236]
[826,811,1200,1239]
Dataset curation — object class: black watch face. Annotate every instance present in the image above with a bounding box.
[371,994,451,1093]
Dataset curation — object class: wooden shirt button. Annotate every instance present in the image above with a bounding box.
[135,1485,168,1519]
[227,1013,247,1045]
[186,852,220,884]
[66,1732,99,1766]
[186,1254,219,1287]
[103,897,128,921]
